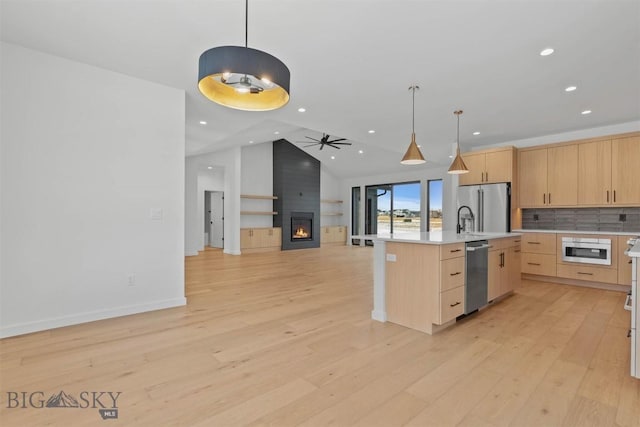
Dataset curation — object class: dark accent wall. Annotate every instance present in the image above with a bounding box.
[522,207,640,232]
[273,139,321,250]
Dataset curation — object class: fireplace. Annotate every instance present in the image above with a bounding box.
[291,213,313,241]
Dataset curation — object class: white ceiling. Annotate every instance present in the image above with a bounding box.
[2,0,639,178]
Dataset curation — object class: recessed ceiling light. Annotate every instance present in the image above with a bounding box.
[207,166,213,169]
[417,145,422,148]
[565,86,577,92]
[540,48,554,56]
[449,155,454,159]
[199,121,207,125]
[274,131,280,135]
[473,131,480,136]
[297,107,306,113]
[368,130,375,134]
[358,150,364,154]
[581,110,592,115]
[331,156,335,160]
[249,140,254,144]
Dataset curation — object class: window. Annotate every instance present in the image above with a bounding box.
[428,179,443,231]
[364,181,420,236]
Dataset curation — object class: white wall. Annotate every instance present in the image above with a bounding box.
[240,142,273,229]
[320,166,345,226]
[0,43,186,338]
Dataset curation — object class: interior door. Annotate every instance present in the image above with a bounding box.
[209,192,224,248]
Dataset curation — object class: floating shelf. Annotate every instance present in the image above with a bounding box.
[321,212,344,216]
[241,211,278,215]
[321,199,343,204]
[241,194,278,200]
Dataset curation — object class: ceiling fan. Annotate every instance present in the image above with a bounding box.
[296,133,352,150]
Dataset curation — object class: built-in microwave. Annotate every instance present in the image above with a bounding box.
[561,237,612,265]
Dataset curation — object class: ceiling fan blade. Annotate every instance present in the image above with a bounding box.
[328,138,347,143]
[305,136,320,142]
[329,142,352,145]
[320,144,325,150]
[303,143,320,147]
[328,144,341,149]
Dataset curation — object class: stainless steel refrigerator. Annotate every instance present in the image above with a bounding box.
[456,183,511,233]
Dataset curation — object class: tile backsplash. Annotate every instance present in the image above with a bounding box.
[521,208,640,232]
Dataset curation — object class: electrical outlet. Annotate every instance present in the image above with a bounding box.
[620,214,627,222]
[127,274,136,286]
[533,214,539,221]
[386,254,397,262]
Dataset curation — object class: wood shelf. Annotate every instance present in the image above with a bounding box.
[321,199,343,204]
[240,211,278,215]
[321,212,343,216]
[241,194,278,200]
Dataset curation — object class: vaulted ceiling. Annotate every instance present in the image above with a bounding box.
[2,0,639,178]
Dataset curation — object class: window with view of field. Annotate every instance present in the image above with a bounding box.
[428,179,443,231]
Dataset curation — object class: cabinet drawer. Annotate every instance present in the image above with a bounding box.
[440,243,465,260]
[521,233,556,255]
[556,264,618,284]
[440,257,465,291]
[438,286,464,324]
[521,253,557,276]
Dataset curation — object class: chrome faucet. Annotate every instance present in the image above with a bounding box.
[457,205,475,234]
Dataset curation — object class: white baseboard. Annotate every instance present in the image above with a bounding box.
[224,249,241,255]
[0,297,187,339]
[185,250,199,256]
[371,309,387,322]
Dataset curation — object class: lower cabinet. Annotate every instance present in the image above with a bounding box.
[240,227,281,250]
[320,226,347,245]
[488,237,521,301]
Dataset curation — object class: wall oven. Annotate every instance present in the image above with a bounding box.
[561,237,611,265]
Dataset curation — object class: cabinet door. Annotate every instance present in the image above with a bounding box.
[487,249,502,301]
[240,229,254,249]
[505,245,521,293]
[518,149,548,207]
[618,236,634,285]
[458,153,485,185]
[578,140,612,205]
[547,144,578,206]
[612,136,640,205]
[485,149,513,184]
[320,226,329,243]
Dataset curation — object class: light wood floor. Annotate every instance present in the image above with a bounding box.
[1,246,639,426]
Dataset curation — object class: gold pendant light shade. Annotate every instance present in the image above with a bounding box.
[448,110,469,174]
[400,85,426,165]
[401,133,425,165]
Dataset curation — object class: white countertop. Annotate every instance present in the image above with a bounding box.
[514,229,640,236]
[628,241,640,257]
[358,231,521,245]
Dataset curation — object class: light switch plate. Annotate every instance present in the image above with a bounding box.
[150,208,163,220]
[386,254,397,262]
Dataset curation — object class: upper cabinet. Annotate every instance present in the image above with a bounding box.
[519,145,578,207]
[611,136,640,205]
[578,140,612,205]
[458,146,515,186]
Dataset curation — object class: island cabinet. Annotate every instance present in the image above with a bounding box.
[385,242,464,334]
[520,232,557,276]
[458,146,515,186]
[618,235,636,285]
[519,145,578,207]
[487,237,521,301]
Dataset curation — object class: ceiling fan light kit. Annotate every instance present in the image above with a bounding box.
[400,85,426,165]
[448,110,469,174]
[198,0,290,111]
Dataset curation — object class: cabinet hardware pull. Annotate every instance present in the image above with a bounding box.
[548,193,551,204]
[450,249,461,253]
[450,272,461,276]
[515,240,521,243]
[606,190,609,202]
[577,272,593,275]
[629,260,633,264]
[527,242,540,244]
[528,262,541,266]
[543,193,546,204]
[613,190,616,202]
[485,171,488,181]
[629,329,632,338]
[515,249,521,253]
[450,302,461,307]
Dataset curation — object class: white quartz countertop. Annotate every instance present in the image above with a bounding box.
[513,229,640,236]
[360,231,521,245]
[628,241,640,257]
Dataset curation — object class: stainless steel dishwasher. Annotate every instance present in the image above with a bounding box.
[465,240,489,314]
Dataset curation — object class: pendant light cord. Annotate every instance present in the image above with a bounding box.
[456,113,460,147]
[245,0,248,48]
[412,87,415,134]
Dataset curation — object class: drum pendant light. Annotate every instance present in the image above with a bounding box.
[198,0,290,111]
[401,85,426,165]
[448,110,469,174]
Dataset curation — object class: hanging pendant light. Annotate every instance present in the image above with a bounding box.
[401,85,426,165]
[198,0,290,111]
[448,110,469,174]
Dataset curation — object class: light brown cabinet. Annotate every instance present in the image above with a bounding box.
[320,226,346,245]
[458,147,515,186]
[488,237,521,301]
[611,136,640,205]
[519,145,578,207]
[240,227,281,250]
[578,140,612,205]
[520,232,557,276]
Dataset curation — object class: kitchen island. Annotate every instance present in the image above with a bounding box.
[371,231,521,334]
